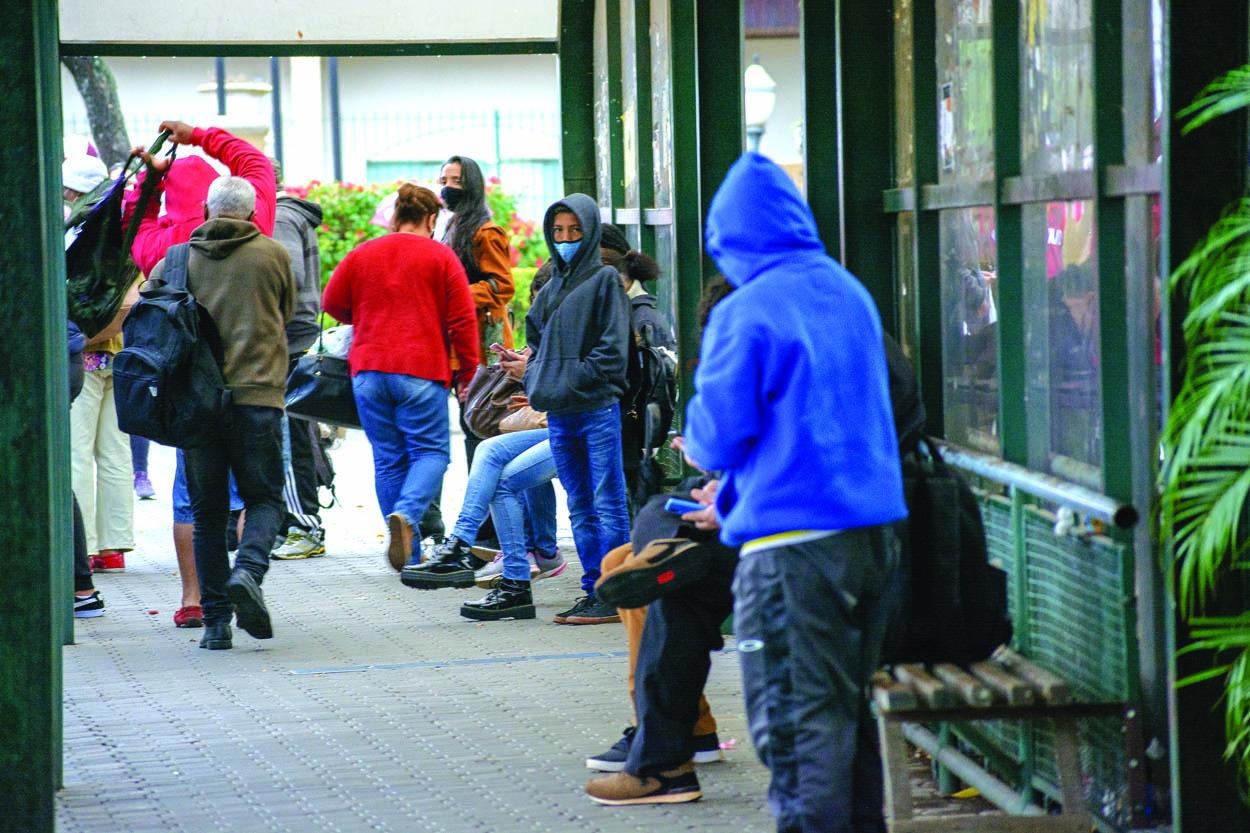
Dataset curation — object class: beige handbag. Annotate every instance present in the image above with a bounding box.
[498,395,548,433]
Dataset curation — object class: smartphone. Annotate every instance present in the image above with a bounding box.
[489,342,506,354]
[664,498,706,515]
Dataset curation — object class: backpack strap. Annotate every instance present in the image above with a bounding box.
[163,243,191,291]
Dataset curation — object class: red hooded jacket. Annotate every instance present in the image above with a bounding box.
[122,127,276,275]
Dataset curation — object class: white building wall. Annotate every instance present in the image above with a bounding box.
[744,37,805,168]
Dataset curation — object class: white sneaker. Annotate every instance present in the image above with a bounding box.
[271,529,326,560]
[473,554,505,588]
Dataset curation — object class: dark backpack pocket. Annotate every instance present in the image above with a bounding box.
[112,347,172,443]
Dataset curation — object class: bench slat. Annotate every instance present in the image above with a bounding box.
[933,663,995,707]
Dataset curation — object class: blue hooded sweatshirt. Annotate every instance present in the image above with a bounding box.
[683,153,907,546]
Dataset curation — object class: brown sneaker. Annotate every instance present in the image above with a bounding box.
[386,513,414,572]
[594,538,709,609]
[560,595,622,625]
[585,761,701,805]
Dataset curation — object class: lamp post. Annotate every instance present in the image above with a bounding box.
[744,54,777,153]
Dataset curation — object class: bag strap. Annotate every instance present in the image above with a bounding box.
[120,131,177,258]
[163,243,192,291]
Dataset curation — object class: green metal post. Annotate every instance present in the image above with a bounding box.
[834,0,897,331]
[1165,1,1250,829]
[908,0,944,437]
[559,0,598,197]
[696,0,743,279]
[631,0,656,256]
[989,0,1026,466]
[0,0,66,828]
[607,0,627,210]
[670,0,704,404]
[802,0,841,256]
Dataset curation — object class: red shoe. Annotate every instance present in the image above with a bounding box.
[173,605,203,628]
[88,554,102,571]
[95,550,126,572]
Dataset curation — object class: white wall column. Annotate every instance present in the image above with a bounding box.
[285,57,328,183]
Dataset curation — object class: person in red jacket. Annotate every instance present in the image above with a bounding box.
[124,120,276,275]
[322,184,480,572]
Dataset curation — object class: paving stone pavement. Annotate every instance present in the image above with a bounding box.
[58,414,986,833]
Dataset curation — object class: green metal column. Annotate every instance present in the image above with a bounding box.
[631,0,656,256]
[1165,1,1250,829]
[989,0,1026,466]
[560,0,598,197]
[908,0,944,436]
[696,0,743,278]
[0,0,66,830]
[834,0,897,331]
[670,0,704,400]
[802,0,841,256]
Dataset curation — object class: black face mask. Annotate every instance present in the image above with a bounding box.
[440,186,464,211]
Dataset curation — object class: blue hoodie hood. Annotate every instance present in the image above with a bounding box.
[705,152,825,287]
[684,153,907,546]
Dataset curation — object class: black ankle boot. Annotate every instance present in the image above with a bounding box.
[199,622,233,650]
[460,578,536,621]
[400,537,488,589]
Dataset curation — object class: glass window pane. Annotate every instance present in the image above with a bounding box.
[894,0,915,187]
[940,206,1000,453]
[1020,0,1094,175]
[620,0,640,215]
[937,0,995,184]
[593,0,612,208]
[1022,200,1101,488]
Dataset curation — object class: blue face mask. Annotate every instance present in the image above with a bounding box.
[554,239,582,264]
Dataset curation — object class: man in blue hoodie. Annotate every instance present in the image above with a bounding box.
[683,153,907,833]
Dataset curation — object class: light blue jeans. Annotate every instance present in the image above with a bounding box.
[451,430,559,582]
[352,372,450,553]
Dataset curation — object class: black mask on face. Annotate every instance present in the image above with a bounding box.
[440,186,464,211]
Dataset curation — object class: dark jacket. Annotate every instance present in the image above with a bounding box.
[150,218,295,409]
[523,193,631,415]
[274,195,324,354]
[684,152,907,545]
[629,290,677,354]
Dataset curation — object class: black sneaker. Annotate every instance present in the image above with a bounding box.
[585,761,702,805]
[586,727,635,771]
[400,537,488,589]
[562,595,621,626]
[460,578,536,621]
[226,570,273,640]
[73,591,105,619]
[692,732,724,764]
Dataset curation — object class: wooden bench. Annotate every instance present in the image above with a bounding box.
[873,647,1125,832]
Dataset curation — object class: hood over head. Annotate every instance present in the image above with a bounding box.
[164,157,220,224]
[704,152,824,287]
[277,194,324,227]
[542,193,604,278]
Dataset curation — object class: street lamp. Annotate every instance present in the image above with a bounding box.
[744,54,777,153]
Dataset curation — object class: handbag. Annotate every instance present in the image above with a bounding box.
[285,332,360,428]
[463,363,522,439]
[499,404,547,433]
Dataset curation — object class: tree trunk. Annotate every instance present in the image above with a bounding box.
[60,56,130,170]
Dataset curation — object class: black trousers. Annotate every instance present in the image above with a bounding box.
[627,542,739,776]
[185,405,285,626]
[285,354,322,533]
[69,352,93,593]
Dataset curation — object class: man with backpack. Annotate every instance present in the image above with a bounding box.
[144,176,295,650]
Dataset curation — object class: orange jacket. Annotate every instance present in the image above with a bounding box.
[452,221,515,372]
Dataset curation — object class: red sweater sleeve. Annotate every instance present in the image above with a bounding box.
[444,251,480,379]
[192,127,276,236]
[122,170,172,275]
[322,251,354,324]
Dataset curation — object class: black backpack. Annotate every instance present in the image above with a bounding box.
[112,244,230,448]
[885,439,1014,666]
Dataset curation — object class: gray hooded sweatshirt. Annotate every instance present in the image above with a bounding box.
[523,193,631,415]
[274,194,324,354]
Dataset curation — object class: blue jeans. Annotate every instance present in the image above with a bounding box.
[547,403,630,593]
[353,372,450,554]
[451,430,558,569]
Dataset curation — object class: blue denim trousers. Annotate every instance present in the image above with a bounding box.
[547,403,630,593]
[352,372,450,549]
[451,429,558,578]
[733,526,901,833]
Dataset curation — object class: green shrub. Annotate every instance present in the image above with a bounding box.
[510,267,537,347]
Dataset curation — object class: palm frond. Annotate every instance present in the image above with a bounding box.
[1179,66,1250,134]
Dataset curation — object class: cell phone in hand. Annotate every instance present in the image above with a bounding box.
[489,342,506,354]
[664,498,706,515]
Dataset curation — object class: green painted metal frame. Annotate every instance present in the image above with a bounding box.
[606,0,627,211]
[802,0,841,257]
[989,0,1026,466]
[695,0,743,278]
[60,40,559,57]
[835,0,897,331]
[905,0,945,436]
[630,0,656,257]
[1,1,67,829]
[669,0,704,404]
[560,0,597,197]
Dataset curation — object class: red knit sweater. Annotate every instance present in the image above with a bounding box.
[322,234,480,386]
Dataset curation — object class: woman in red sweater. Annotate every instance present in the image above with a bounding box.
[322,184,480,570]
